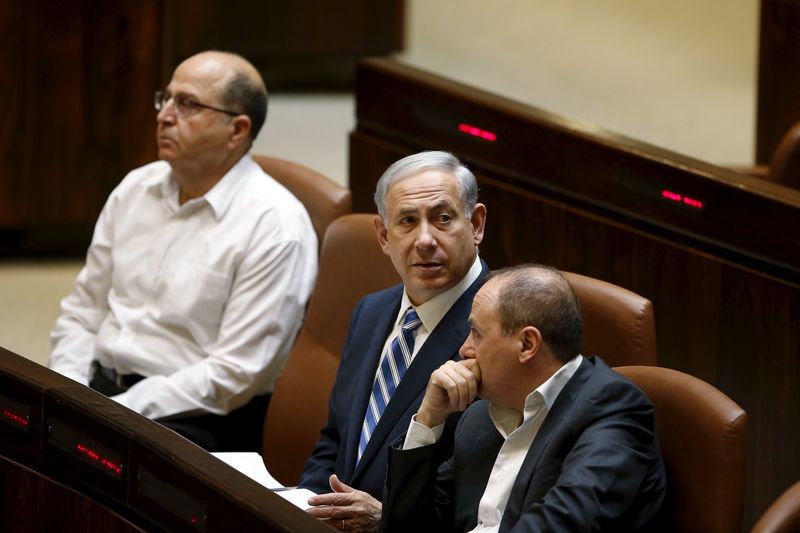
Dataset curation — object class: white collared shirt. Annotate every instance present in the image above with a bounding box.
[377,255,483,367]
[49,154,318,419]
[404,354,584,532]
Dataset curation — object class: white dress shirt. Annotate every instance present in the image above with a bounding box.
[404,354,584,532]
[49,154,318,419]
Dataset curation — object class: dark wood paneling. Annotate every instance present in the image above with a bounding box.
[757,0,800,163]
[350,58,800,528]
[0,457,143,533]
[165,0,404,89]
[0,1,162,253]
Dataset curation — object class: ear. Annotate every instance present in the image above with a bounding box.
[228,115,252,148]
[470,203,487,246]
[374,215,391,256]
[518,326,542,364]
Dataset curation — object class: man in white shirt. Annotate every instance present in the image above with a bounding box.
[382,264,666,532]
[48,51,318,452]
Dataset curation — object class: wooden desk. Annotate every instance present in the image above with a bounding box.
[349,58,800,527]
[0,348,332,532]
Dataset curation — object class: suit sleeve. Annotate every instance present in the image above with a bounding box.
[381,413,462,532]
[508,380,665,532]
[298,298,366,494]
[381,442,454,532]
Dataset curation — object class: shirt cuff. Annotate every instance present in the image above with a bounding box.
[402,414,445,450]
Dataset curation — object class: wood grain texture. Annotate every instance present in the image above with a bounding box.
[0,1,161,250]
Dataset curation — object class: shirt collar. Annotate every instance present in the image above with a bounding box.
[489,354,584,437]
[145,154,253,220]
[398,254,482,333]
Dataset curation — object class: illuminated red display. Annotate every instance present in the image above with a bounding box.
[76,443,123,477]
[2,408,29,428]
[458,123,497,142]
[661,189,704,210]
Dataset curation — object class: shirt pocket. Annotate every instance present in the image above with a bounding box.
[155,261,233,346]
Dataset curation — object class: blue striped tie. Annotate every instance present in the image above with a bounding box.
[357,307,422,464]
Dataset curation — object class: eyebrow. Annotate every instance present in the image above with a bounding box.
[430,200,457,212]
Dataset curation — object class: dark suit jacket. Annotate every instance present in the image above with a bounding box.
[381,356,667,532]
[299,260,488,499]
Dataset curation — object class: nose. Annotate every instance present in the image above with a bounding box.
[459,335,475,359]
[414,220,437,252]
[156,99,176,124]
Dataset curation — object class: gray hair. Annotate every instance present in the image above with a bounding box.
[373,151,479,221]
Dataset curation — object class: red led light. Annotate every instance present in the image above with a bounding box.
[458,123,497,142]
[2,409,28,427]
[682,196,703,209]
[76,443,123,476]
[661,189,703,210]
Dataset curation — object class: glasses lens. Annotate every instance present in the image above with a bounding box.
[154,91,164,111]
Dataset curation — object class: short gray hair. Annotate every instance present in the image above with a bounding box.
[373,151,478,221]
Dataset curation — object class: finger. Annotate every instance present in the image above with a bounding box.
[438,368,472,411]
[451,361,479,407]
[431,369,463,410]
[459,358,482,396]
[307,492,356,509]
[306,501,352,519]
[439,361,477,410]
[329,474,354,493]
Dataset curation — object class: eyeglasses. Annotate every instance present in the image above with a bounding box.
[154,90,240,118]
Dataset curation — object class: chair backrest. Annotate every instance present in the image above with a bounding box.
[563,272,657,366]
[262,214,401,485]
[767,121,800,190]
[615,366,747,533]
[252,154,352,244]
[751,480,800,533]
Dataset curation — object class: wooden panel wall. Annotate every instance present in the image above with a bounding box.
[757,0,800,163]
[0,1,162,253]
[164,0,404,89]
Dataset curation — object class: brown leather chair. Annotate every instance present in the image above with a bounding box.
[262,214,400,485]
[563,272,657,366]
[751,480,800,533]
[729,121,800,190]
[766,122,800,190]
[252,154,352,244]
[615,366,747,533]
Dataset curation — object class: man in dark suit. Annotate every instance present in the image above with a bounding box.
[300,151,488,532]
[381,264,666,532]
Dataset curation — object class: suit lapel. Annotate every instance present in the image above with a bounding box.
[341,289,402,479]
[500,357,596,527]
[352,262,488,479]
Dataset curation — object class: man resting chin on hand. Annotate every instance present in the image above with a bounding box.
[382,264,667,533]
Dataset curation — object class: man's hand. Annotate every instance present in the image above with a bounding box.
[306,474,382,532]
[416,359,481,428]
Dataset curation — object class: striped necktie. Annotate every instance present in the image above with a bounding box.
[357,307,422,464]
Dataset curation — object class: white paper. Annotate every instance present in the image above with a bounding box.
[211,452,316,510]
[274,487,316,510]
[212,451,283,489]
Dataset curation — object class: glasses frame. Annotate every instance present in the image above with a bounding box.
[154,90,241,118]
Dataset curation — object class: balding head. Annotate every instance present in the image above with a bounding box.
[488,264,583,363]
[179,51,268,144]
